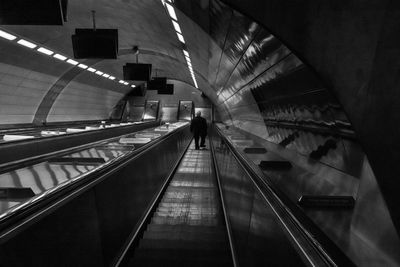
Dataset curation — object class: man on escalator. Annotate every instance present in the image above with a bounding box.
[190,111,208,150]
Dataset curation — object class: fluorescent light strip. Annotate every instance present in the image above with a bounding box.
[66,59,79,65]
[123,82,129,85]
[183,50,189,57]
[166,3,178,21]
[131,85,136,88]
[95,71,104,75]
[172,20,182,33]
[109,76,116,80]
[37,47,54,55]
[0,30,17,40]
[87,67,96,72]
[177,32,185,43]
[119,80,125,84]
[17,39,37,49]
[102,74,110,78]
[53,53,67,61]
[78,64,88,69]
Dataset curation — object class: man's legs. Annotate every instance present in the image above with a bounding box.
[200,135,206,147]
[194,134,200,149]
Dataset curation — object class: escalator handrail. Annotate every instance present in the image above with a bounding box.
[213,125,354,267]
[0,124,190,242]
[113,135,193,267]
[0,120,157,147]
[0,120,158,174]
[210,136,239,267]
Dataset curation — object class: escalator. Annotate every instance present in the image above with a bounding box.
[0,123,355,266]
[116,125,355,267]
[126,141,232,266]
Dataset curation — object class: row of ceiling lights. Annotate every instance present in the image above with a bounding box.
[161,0,198,89]
[0,28,136,88]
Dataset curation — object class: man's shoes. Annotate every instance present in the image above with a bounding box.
[195,147,200,150]
[200,144,206,147]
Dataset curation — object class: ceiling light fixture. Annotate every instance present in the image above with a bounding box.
[0,29,17,40]
[172,20,182,33]
[165,3,178,21]
[109,76,116,80]
[176,32,185,43]
[53,53,67,61]
[17,39,37,49]
[119,80,124,84]
[123,82,129,85]
[66,59,79,65]
[102,74,110,78]
[95,70,104,75]
[131,85,136,88]
[37,47,54,55]
[183,50,189,57]
[78,64,88,69]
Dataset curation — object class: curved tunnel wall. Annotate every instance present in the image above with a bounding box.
[0,37,127,125]
[217,0,400,236]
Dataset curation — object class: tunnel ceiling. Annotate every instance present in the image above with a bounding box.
[0,0,311,122]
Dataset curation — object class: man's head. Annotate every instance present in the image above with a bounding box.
[196,111,201,117]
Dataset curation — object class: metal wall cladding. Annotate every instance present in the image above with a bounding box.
[176,0,360,177]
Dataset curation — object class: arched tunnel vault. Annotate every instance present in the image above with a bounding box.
[217,0,400,235]
[1,0,400,264]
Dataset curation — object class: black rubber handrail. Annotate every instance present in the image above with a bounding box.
[213,125,356,267]
[0,125,190,242]
[209,136,239,267]
[114,136,193,267]
[0,121,158,174]
[0,120,157,146]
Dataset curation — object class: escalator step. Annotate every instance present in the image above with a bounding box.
[139,239,227,250]
[142,229,226,242]
[145,224,226,234]
[130,250,232,267]
[132,248,232,263]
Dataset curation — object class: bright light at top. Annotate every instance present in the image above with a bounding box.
[78,64,88,69]
[0,30,16,40]
[172,20,181,33]
[37,47,54,55]
[123,82,129,85]
[165,3,177,21]
[53,53,67,61]
[17,39,37,49]
[119,80,124,84]
[131,85,136,88]
[177,32,185,44]
[102,74,110,78]
[87,67,96,72]
[183,50,189,57]
[109,76,116,80]
[66,59,79,65]
[95,70,104,75]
